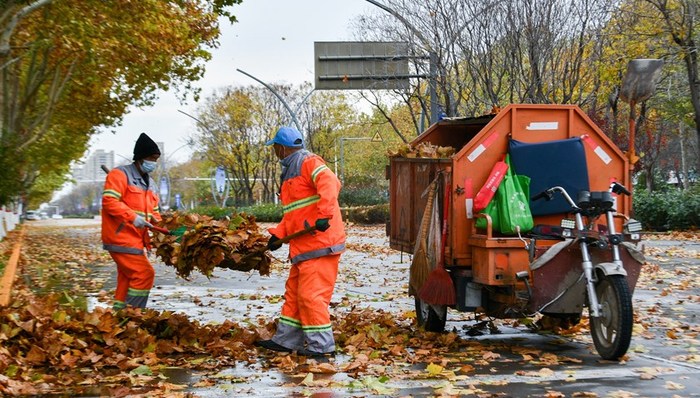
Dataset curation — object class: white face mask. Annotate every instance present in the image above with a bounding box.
[141,159,157,174]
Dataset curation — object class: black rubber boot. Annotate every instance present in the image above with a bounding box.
[296,348,336,358]
[255,339,293,353]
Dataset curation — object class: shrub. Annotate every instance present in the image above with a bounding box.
[342,204,389,224]
[186,202,389,225]
[633,186,700,231]
[339,187,388,207]
[237,203,283,222]
[339,175,389,207]
[188,205,237,220]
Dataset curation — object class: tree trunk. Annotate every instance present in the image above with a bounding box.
[679,121,689,189]
[683,50,700,174]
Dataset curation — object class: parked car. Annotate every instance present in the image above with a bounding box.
[51,214,63,219]
[25,211,41,221]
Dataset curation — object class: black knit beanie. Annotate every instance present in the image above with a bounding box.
[133,133,161,160]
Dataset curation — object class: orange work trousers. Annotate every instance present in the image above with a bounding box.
[109,251,154,309]
[273,254,340,353]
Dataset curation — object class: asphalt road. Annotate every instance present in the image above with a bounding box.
[24,218,700,397]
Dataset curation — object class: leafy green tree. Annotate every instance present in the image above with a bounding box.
[195,84,370,205]
[196,87,277,206]
[165,154,214,210]
[0,0,242,206]
[594,0,698,188]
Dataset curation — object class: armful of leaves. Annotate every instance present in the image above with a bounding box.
[151,211,271,280]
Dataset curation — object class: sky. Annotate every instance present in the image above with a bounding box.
[87,0,376,164]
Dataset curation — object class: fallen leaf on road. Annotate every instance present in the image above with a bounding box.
[308,362,337,374]
[426,363,443,376]
[665,381,685,390]
[606,390,638,397]
[545,391,565,398]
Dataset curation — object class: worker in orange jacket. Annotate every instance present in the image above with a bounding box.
[256,126,346,357]
[102,133,161,310]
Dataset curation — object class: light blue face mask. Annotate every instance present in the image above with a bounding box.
[140,159,157,174]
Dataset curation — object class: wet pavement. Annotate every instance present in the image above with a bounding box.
[21,219,700,397]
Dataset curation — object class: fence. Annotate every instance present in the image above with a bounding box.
[0,206,20,242]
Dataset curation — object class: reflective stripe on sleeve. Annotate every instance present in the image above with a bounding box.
[103,189,121,199]
[283,194,321,214]
[311,165,329,184]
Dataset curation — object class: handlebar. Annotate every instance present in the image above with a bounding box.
[533,183,630,203]
[532,186,576,208]
[610,182,631,196]
[531,190,553,202]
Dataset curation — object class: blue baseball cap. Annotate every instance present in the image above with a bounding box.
[266,126,304,148]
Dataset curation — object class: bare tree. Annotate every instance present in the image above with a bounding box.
[352,0,612,133]
[643,0,700,173]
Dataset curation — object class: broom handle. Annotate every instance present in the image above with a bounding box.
[417,180,437,250]
[439,175,451,269]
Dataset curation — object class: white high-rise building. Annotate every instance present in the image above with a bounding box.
[73,149,115,183]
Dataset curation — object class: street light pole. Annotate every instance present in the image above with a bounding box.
[236,68,306,132]
[178,109,213,134]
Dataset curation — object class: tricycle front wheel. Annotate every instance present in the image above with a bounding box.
[415,296,447,332]
[590,274,633,360]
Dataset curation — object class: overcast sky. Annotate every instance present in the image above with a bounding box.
[88,0,375,164]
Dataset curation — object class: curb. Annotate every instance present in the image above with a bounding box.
[0,228,24,307]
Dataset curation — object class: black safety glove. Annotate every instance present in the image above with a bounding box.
[267,235,283,251]
[315,218,331,232]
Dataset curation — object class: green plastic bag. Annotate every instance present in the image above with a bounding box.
[475,197,500,231]
[497,155,533,234]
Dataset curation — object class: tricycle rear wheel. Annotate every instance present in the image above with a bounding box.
[415,296,447,332]
[590,274,633,360]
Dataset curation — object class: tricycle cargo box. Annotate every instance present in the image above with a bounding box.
[388,104,630,268]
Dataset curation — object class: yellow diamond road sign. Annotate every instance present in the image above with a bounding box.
[371,132,383,142]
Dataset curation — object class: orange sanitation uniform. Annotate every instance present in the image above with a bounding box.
[269,150,345,354]
[102,164,160,309]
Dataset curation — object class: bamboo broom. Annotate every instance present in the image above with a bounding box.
[419,172,456,306]
[408,180,438,296]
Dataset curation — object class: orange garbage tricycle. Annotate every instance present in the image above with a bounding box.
[388,104,645,360]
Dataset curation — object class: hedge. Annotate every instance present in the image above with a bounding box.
[188,203,389,225]
[633,186,700,231]
[176,186,700,231]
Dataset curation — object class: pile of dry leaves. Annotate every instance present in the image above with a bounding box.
[152,212,271,279]
[0,289,260,396]
[387,142,455,158]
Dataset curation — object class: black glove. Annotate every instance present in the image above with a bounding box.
[267,235,282,251]
[315,218,330,232]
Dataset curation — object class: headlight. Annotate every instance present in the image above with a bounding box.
[624,219,643,234]
[560,219,576,229]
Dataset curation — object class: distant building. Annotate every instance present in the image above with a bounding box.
[73,149,115,183]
